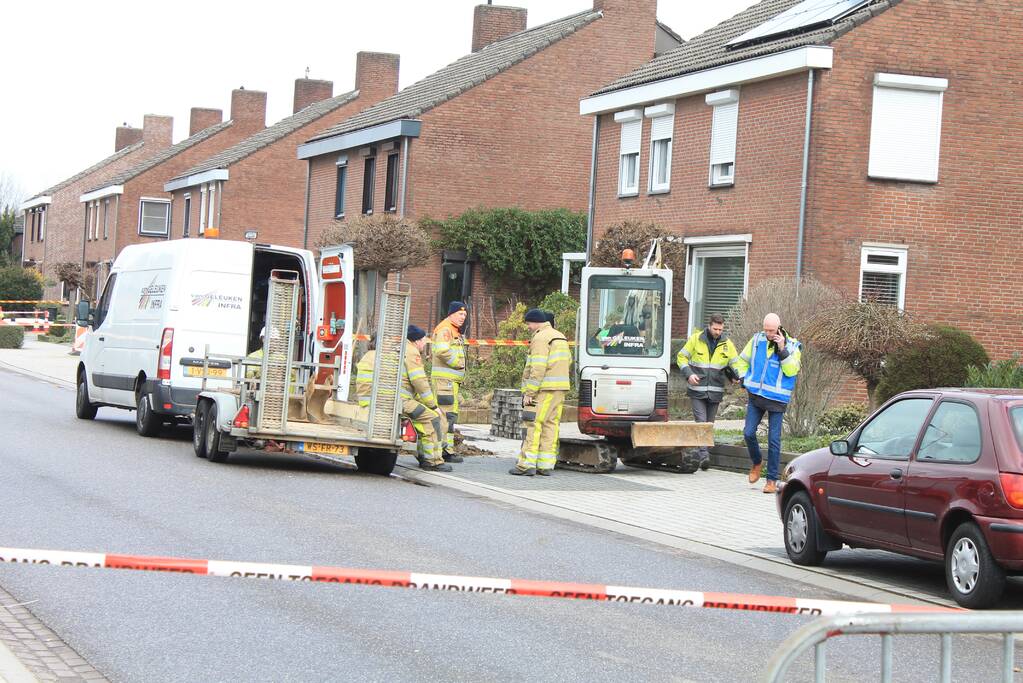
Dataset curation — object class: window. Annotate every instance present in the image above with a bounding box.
[855,397,934,459]
[334,164,347,218]
[585,275,667,358]
[95,273,117,329]
[82,205,89,242]
[615,109,642,196]
[38,209,45,242]
[918,402,982,463]
[646,103,673,193]
[362,157,376,215]
[706,89,739,186]
[686,241,747,333]
[207,183,217,229]
[384,153,399,212]
[868,73,947,183]
[1012,408,1023,451]
[102,199,109,239]
[138,199,170,236]
[860,245,907,308]
[182,194,191,237]
[199,185,207,235]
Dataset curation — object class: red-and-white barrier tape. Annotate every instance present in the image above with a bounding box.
[351,334,574,347]
[0,546,957,616]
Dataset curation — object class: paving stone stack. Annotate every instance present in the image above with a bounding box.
[490,388,526,440]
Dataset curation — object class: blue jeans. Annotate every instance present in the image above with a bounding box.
[744,400,784,482]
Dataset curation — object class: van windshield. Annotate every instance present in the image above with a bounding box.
[1012,407,1023,451]
[585,275,666,358]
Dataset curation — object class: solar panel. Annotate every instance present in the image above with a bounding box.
[727,0,871,47]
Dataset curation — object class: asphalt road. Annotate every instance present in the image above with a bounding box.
[1,369,1019,682]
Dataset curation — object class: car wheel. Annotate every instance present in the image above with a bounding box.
[193,400,208,458]
[945,522,1005,609]
[135,388,162,437]
[355,449,398,476]
[784,491,828,566]
[75,372,98,420]
[204,403,229,463]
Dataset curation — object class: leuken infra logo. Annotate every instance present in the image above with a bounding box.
[138,276,166,310]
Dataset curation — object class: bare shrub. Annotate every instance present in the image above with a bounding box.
[315,215,430,273]
[727,277,850,437]
[591,220,685,273]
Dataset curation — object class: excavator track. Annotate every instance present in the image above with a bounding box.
[555,438,619,473]
[619,446,703,474]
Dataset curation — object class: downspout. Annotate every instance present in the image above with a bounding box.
[301,160,312,249]
[585,115,600,263]
[795,68,815,285]
[399,136,410,219]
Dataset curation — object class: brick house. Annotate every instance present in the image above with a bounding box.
[580,0,1023,359]
[77,89,269,296]
[298,1,676,331]
[164,54,400,247]
[19,117,174,299]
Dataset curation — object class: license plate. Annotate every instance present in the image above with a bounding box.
[187,366,228,377]
[302,442,349,456]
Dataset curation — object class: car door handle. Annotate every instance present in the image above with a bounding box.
[890,468,903,480]
[98,336,105,341]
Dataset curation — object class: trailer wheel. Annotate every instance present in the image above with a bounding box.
[193,400,208,458]
[135,388,162,437]
[355,449,398,476]
[204,403,229,463]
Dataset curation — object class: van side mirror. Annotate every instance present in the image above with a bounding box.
[75,301,93,327]
[830,440,850,456]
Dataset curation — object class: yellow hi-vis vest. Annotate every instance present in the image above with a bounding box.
[431,318,466,382]
[521,322,571,397]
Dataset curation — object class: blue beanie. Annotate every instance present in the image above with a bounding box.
[407,325,427,342]
[544,311,556,324]
[448,301,467,316]
[524,308,547,323]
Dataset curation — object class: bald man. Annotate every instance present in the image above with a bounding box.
[733,313,802,494]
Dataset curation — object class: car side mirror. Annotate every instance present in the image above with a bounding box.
[75,301,94,327]
[830,440,850,456]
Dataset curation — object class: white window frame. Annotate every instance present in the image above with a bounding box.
[102,199,109,239]
[868,73,947,184]
[207,182,217,230]
[138,198,171,237]
[682,234,751,334]
[646,102,674,194]
[182,193,191,237]
[615,109,642,197]
[706,89,740,187]
[859,244,908,310]
[198,185,207,235]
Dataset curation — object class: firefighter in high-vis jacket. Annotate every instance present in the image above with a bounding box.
[431,301,468,463]
[354,333,377,414]
[511,308,571,476]
[403,325,451,472]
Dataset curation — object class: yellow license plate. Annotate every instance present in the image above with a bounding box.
[303,442,349,456]
[187,366,228,377]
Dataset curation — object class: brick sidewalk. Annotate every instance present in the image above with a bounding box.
[0,338,78,389]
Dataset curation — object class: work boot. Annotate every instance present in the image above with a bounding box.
[420,461,453,472]
[443,450,464,464]
[748,462,763,484]
[699,452,711,471]
[536,468,552,476]
[509,467,536,476]
[763,480,778,494]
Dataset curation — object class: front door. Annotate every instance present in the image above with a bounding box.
[441,256,472,330]
[826,397,934,548]
[85,273,118,402]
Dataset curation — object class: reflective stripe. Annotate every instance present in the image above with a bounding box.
[781,354,799,367]
[680,348,692,359]
[687,361,727,369]
[358,399,370,408]
[432,367,465,380]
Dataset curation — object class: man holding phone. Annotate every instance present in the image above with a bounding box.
[734,313,802,494]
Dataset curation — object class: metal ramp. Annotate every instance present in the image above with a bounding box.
[367,280,411,442]
[257,270,300,434]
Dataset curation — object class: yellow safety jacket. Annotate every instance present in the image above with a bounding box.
[355,350,375,408]
[431,318,466,383]
[402,341,438,409]
[676,329,743,402]
[521,322,571,398]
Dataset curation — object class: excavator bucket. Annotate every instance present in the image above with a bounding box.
[630,421,714,448]
[304,376,334,424]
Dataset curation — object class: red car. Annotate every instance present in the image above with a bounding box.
[778,389,1023,608]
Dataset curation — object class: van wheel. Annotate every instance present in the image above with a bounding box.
[945,521,1005,609]
[784,491,828,566]
[76,372,98,420]
[204,403,229,463]
[135,389,162,437]
[355,449,398,476]
[193,400,208,458]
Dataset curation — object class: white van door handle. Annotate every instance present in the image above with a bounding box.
[98,336,105,341]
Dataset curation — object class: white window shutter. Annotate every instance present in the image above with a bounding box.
[868,84,944,183]
[650,115,673,141]
[709,101,738,165]
[620,120,641,156]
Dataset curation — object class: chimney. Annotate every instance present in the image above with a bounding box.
[142,114,174,148]
[293,78,334,113]
[354,52,401,98]
[189,107,224,136]
[114,124,142,152]
[230,88,267,130]
[472,4,527,52]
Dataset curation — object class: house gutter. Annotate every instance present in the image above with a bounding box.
[585,116,599,262]
[795,68,815,284]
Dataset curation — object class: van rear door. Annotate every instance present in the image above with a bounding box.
[173,267,250,391]
[315,246,354,400]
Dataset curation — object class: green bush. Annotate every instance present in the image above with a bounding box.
[875,325,989,404]
[966,354,1023,388]
[818,404,867,435]
[461,303,530,401]
[0,326,24,349]
[538,291,578,342]
[0,266,44,310]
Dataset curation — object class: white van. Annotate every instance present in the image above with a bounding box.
[75,239,354,436]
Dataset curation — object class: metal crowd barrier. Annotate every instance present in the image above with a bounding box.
[763,612,1023,683]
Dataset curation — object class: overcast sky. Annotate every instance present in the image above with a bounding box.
[1,0,757,201]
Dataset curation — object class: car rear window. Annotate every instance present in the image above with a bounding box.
[1012,407,1023,450]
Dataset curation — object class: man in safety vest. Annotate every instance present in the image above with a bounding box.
[354,333,376,413]
[676,313,743,470]
[733,313,802,494]
[403,325,451,472]
[511,308,571,476]
[431,301,468,463]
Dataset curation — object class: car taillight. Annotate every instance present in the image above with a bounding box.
[158,328,174,380]
[233,405,250,429]
[999,473,1023,509]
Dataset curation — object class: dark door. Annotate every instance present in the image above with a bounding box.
[440,256,472,328]
[826,397,934,548]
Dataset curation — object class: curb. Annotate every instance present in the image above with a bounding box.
[0,360,75,391]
